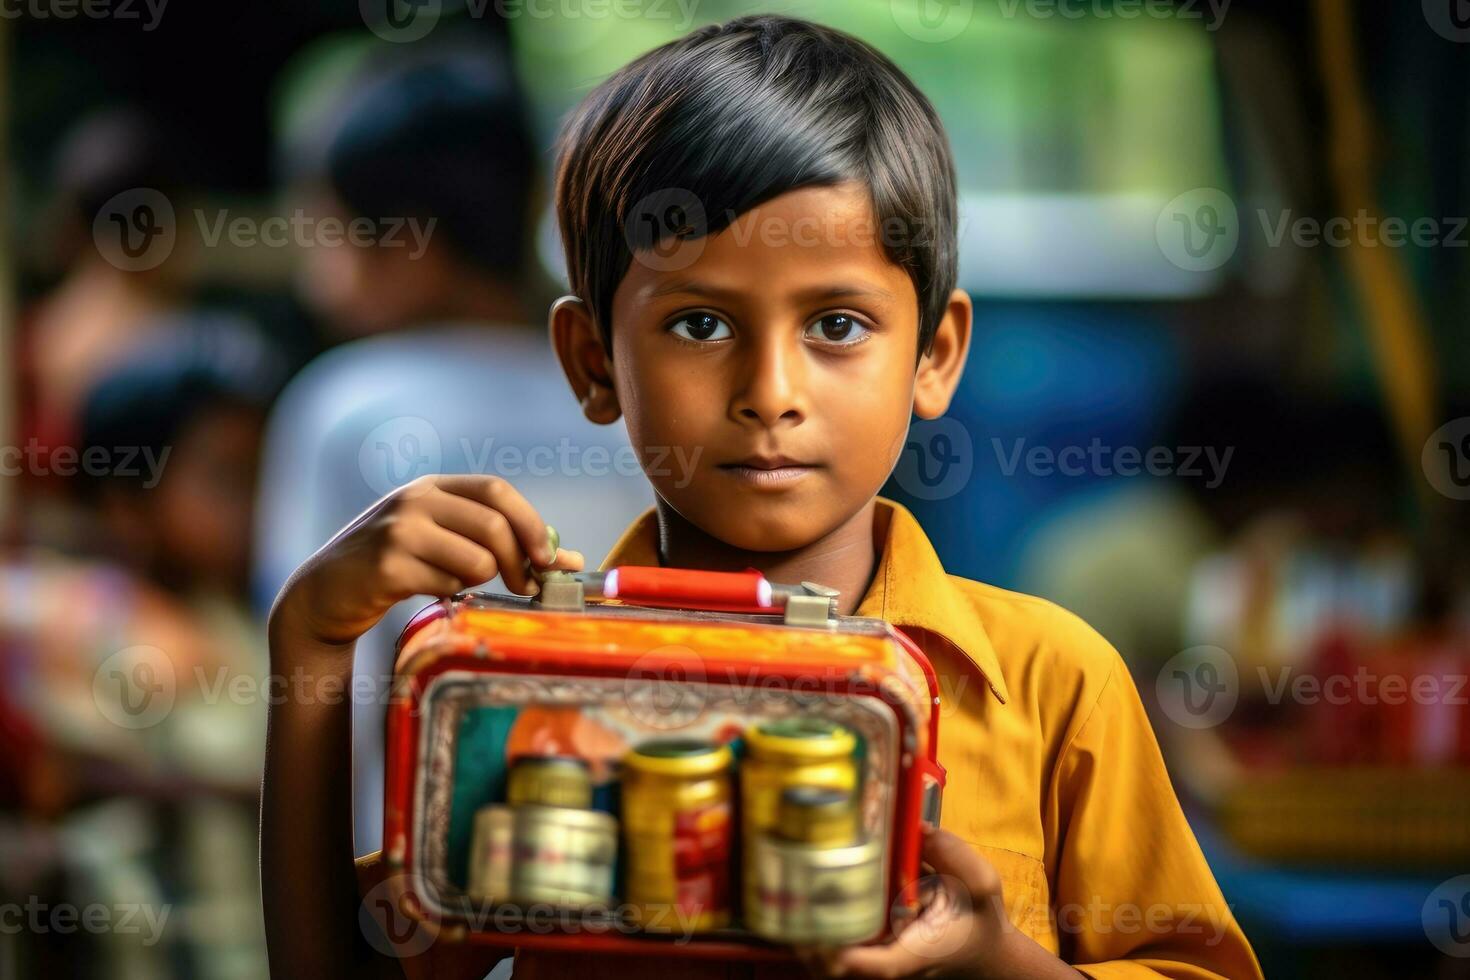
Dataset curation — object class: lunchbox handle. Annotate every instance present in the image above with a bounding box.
[562,566,840,625]
[603,566,774,613]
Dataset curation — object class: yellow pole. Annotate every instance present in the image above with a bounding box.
[1311,0,1441,513]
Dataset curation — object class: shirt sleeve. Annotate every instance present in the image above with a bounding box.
[1050,658,1263,980]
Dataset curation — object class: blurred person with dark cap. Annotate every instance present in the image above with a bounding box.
[0,316,282,979]
[254,37,650,857]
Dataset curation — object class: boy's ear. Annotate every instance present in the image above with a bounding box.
[550,295,622,425]
[913,289,972,420]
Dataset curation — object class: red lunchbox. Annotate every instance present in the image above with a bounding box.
[380,566,945,960]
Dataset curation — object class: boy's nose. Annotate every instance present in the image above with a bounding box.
[729,335,807,429]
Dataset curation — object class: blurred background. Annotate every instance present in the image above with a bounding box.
[2,0,1468,977]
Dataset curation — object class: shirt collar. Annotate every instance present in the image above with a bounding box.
[597,497,1008,704]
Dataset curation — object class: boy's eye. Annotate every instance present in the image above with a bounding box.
[667,312,732,342]
[805,313,869,345]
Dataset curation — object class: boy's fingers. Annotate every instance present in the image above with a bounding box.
[409,522,500,590]
[386,553,466,602]
[421,484,539,594]
[920,827,1001,900]
[483,512,537,596]
[422,490,585,589]
[425,492,518,560]
[435,475,554,566]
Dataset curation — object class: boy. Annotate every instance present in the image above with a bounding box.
[262,15,1263,980]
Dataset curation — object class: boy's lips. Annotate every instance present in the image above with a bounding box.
[717,454,821,489]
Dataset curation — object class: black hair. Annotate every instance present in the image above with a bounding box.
[78,314,285,499]
[554,15,958,354]
[288,40,534,278]
[49,106,189,267]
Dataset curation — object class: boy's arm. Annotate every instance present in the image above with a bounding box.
[1048,657,1264,980]
[261,613,401,979]
[259,475,580,979]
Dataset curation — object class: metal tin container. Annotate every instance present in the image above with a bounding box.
[746,835,885,944]
[622,738,734,932]
[746,786,885,945]
[466,804,514,902]
[740,718,858,915]
[469,755,616,907]
[509,803,618,905]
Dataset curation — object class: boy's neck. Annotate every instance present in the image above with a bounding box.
[652,498,883,617]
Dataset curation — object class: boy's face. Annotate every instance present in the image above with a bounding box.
[557,182,969,553]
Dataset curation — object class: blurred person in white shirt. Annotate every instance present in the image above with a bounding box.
[254,38,651,854]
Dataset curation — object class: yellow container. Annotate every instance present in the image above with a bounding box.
[508,755,593,808]
[742,718,859,836]
[776,785,860,846]
[622,739,733,932]
[740,719,859,922]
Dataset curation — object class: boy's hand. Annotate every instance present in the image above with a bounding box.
[801,827,1017,979]
[272,475,584,648]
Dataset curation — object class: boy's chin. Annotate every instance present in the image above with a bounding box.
[661,484,869,555]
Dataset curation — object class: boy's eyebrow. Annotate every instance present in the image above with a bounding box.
[647,278,897,303]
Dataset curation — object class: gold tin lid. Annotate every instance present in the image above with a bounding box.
[624,738,732,777]
[507,755,592,808]
[776,785,859,846]
[746,717,856,762]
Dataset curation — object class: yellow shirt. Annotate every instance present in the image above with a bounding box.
[359,499,1262,980]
